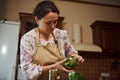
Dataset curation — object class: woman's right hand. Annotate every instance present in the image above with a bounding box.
[42,58,74,73]
[52,58,74,73]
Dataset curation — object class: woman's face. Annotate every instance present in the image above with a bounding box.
[37,12,58,34]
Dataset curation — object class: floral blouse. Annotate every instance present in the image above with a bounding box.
[20,28,78,79]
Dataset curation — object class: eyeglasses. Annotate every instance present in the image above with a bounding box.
[44,20,58,26]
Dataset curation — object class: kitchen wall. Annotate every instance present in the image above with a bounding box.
[0,0,120,44]
[77,52,120,80]
[0,0,120,80]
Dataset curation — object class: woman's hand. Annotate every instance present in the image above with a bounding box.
[52,58,74,73]
[70,53,84,63]
[33,74,39,80]
[76,55,84,63]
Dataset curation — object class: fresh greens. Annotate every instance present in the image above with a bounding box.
[63,56,78,70]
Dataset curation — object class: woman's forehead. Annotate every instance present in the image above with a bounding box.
[44,12,58,20]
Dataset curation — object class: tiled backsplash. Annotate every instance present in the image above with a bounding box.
[17,52,120,80]
[76,52,120,80]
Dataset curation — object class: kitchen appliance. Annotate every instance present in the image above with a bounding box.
[0,20,20,80]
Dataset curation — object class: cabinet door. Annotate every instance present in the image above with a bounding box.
[102,27,120,51]
[91,20,120,52]
[19,13,35,38]
[102,28,112,50]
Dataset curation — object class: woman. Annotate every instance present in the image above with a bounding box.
[20,0,84,80]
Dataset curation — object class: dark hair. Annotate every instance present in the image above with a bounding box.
[32,0,60,20]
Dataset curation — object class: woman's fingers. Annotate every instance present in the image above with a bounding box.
[33,74,39,80]
[78,56,84,63]
[62,66,74,73]
[57,58,66,65]
[54,57,84,73]
[69,53,84,63]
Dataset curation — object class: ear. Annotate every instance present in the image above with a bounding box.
[34,16,39,25]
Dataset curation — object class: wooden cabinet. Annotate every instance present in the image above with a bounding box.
[90,20,120,53]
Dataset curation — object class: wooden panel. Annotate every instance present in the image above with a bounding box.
[90,20,120,53]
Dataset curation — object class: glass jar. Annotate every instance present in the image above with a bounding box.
[69,71,83,80]
[49,69,61,80]
[63,56,78,70]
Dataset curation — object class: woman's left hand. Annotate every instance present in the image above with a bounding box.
[70,53,84,63]
[76,55,84,63]
[53,58,74,73]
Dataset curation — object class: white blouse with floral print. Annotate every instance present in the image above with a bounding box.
[20,28,78,79]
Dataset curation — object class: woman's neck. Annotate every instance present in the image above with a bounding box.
[40,30,52,41]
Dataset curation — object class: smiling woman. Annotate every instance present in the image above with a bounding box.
[19,12,64,37]
[16,12,64,80]
[19,1,84,80]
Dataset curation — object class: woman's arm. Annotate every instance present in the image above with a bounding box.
[63,30,84,63]
[42,58,74,72]
[20,34,42,79]
[20,30,74,79]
